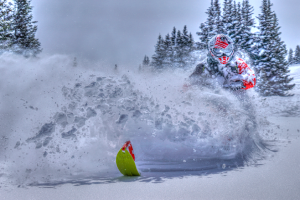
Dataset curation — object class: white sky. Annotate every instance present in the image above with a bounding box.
[30,0,300,65]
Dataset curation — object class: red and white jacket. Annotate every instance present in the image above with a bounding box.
[230,58,256,90]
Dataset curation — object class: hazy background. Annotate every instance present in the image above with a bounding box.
[30,0,300,66]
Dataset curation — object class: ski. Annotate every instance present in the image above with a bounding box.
[116,141,140,176]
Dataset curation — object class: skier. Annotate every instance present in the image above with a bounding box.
[189,34,256,92]
[188,34,258,152]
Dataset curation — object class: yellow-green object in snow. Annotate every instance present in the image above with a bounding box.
[116,148,140,176]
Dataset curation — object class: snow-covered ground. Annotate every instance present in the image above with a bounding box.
[0,54,300,199]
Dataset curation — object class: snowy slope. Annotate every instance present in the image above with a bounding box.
[0,54,299,192]
[289,64,300,86]
[257,64,300,117]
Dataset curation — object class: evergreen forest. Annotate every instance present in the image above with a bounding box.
[145,0,296,96]
[0,0,41,57]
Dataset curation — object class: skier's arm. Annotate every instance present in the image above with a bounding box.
[187,63,208,86]
[189,63,206,78]
[236,58,256,90]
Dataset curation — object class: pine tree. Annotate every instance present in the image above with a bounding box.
[233,2,243,45]
[182,25,189,45]
[142,55,147,66]
[171,27,176,47]
[256,0,294,96]
[227,1,237,39]
[0,0,13,51]
[213,0,224,34]
[196,0,225,49]
[240,0,255,54]
[187,32,195,66]
[294,45,300,64]
[188,32,195,53]
[164,33,173,66]
[174,30,183,66]
[228,1,243,45]
[181,25,190,64]
[222,0,233,34]
[150,26,194,69]
[12,0,41,56]
[255,0,273,74]
[142,55,150,66]
[196,0,214,49]
[177,26,195,67]
[288,48,294,65]
[151,34,166,69]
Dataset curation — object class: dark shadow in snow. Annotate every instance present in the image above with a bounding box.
[27,148,272,188]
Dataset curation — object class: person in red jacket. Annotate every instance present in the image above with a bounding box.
[189,34,256,91]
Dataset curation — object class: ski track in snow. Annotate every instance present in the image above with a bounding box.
[0,53,299,186]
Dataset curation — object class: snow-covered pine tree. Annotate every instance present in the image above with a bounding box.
[233,2,243,46]
[150,26,194,69]
[142,55,146,66]
[294,45,300,64]
[12,0,41,56]
[213,0,224,34]
[142,55,150,66]
[151,34,166,69]
[256,0,294,96]
[196,0,225,49]
[240,0,255,55]
[164,33,172,67]
[182,26,189,44]
[227,1,237,39]
[229,1,243,46]
[175,25,195,67]
[181,25,191,65]
[171,27,176,47]
[196,0,214,49]
[196,24,207,50]
[170,27,177,65]
[288,48,294,65]
[174,30,183,67]
[188,32,195,52]
[268,13,294,95]
[254,0,273,77]
[0,0,13,51]
[222,0,233,35]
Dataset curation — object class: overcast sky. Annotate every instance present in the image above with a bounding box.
[31,0,300,66]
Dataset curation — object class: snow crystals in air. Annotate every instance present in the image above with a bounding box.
[1,53,299,185]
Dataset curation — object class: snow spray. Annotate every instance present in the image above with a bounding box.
[0,52,271,185]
